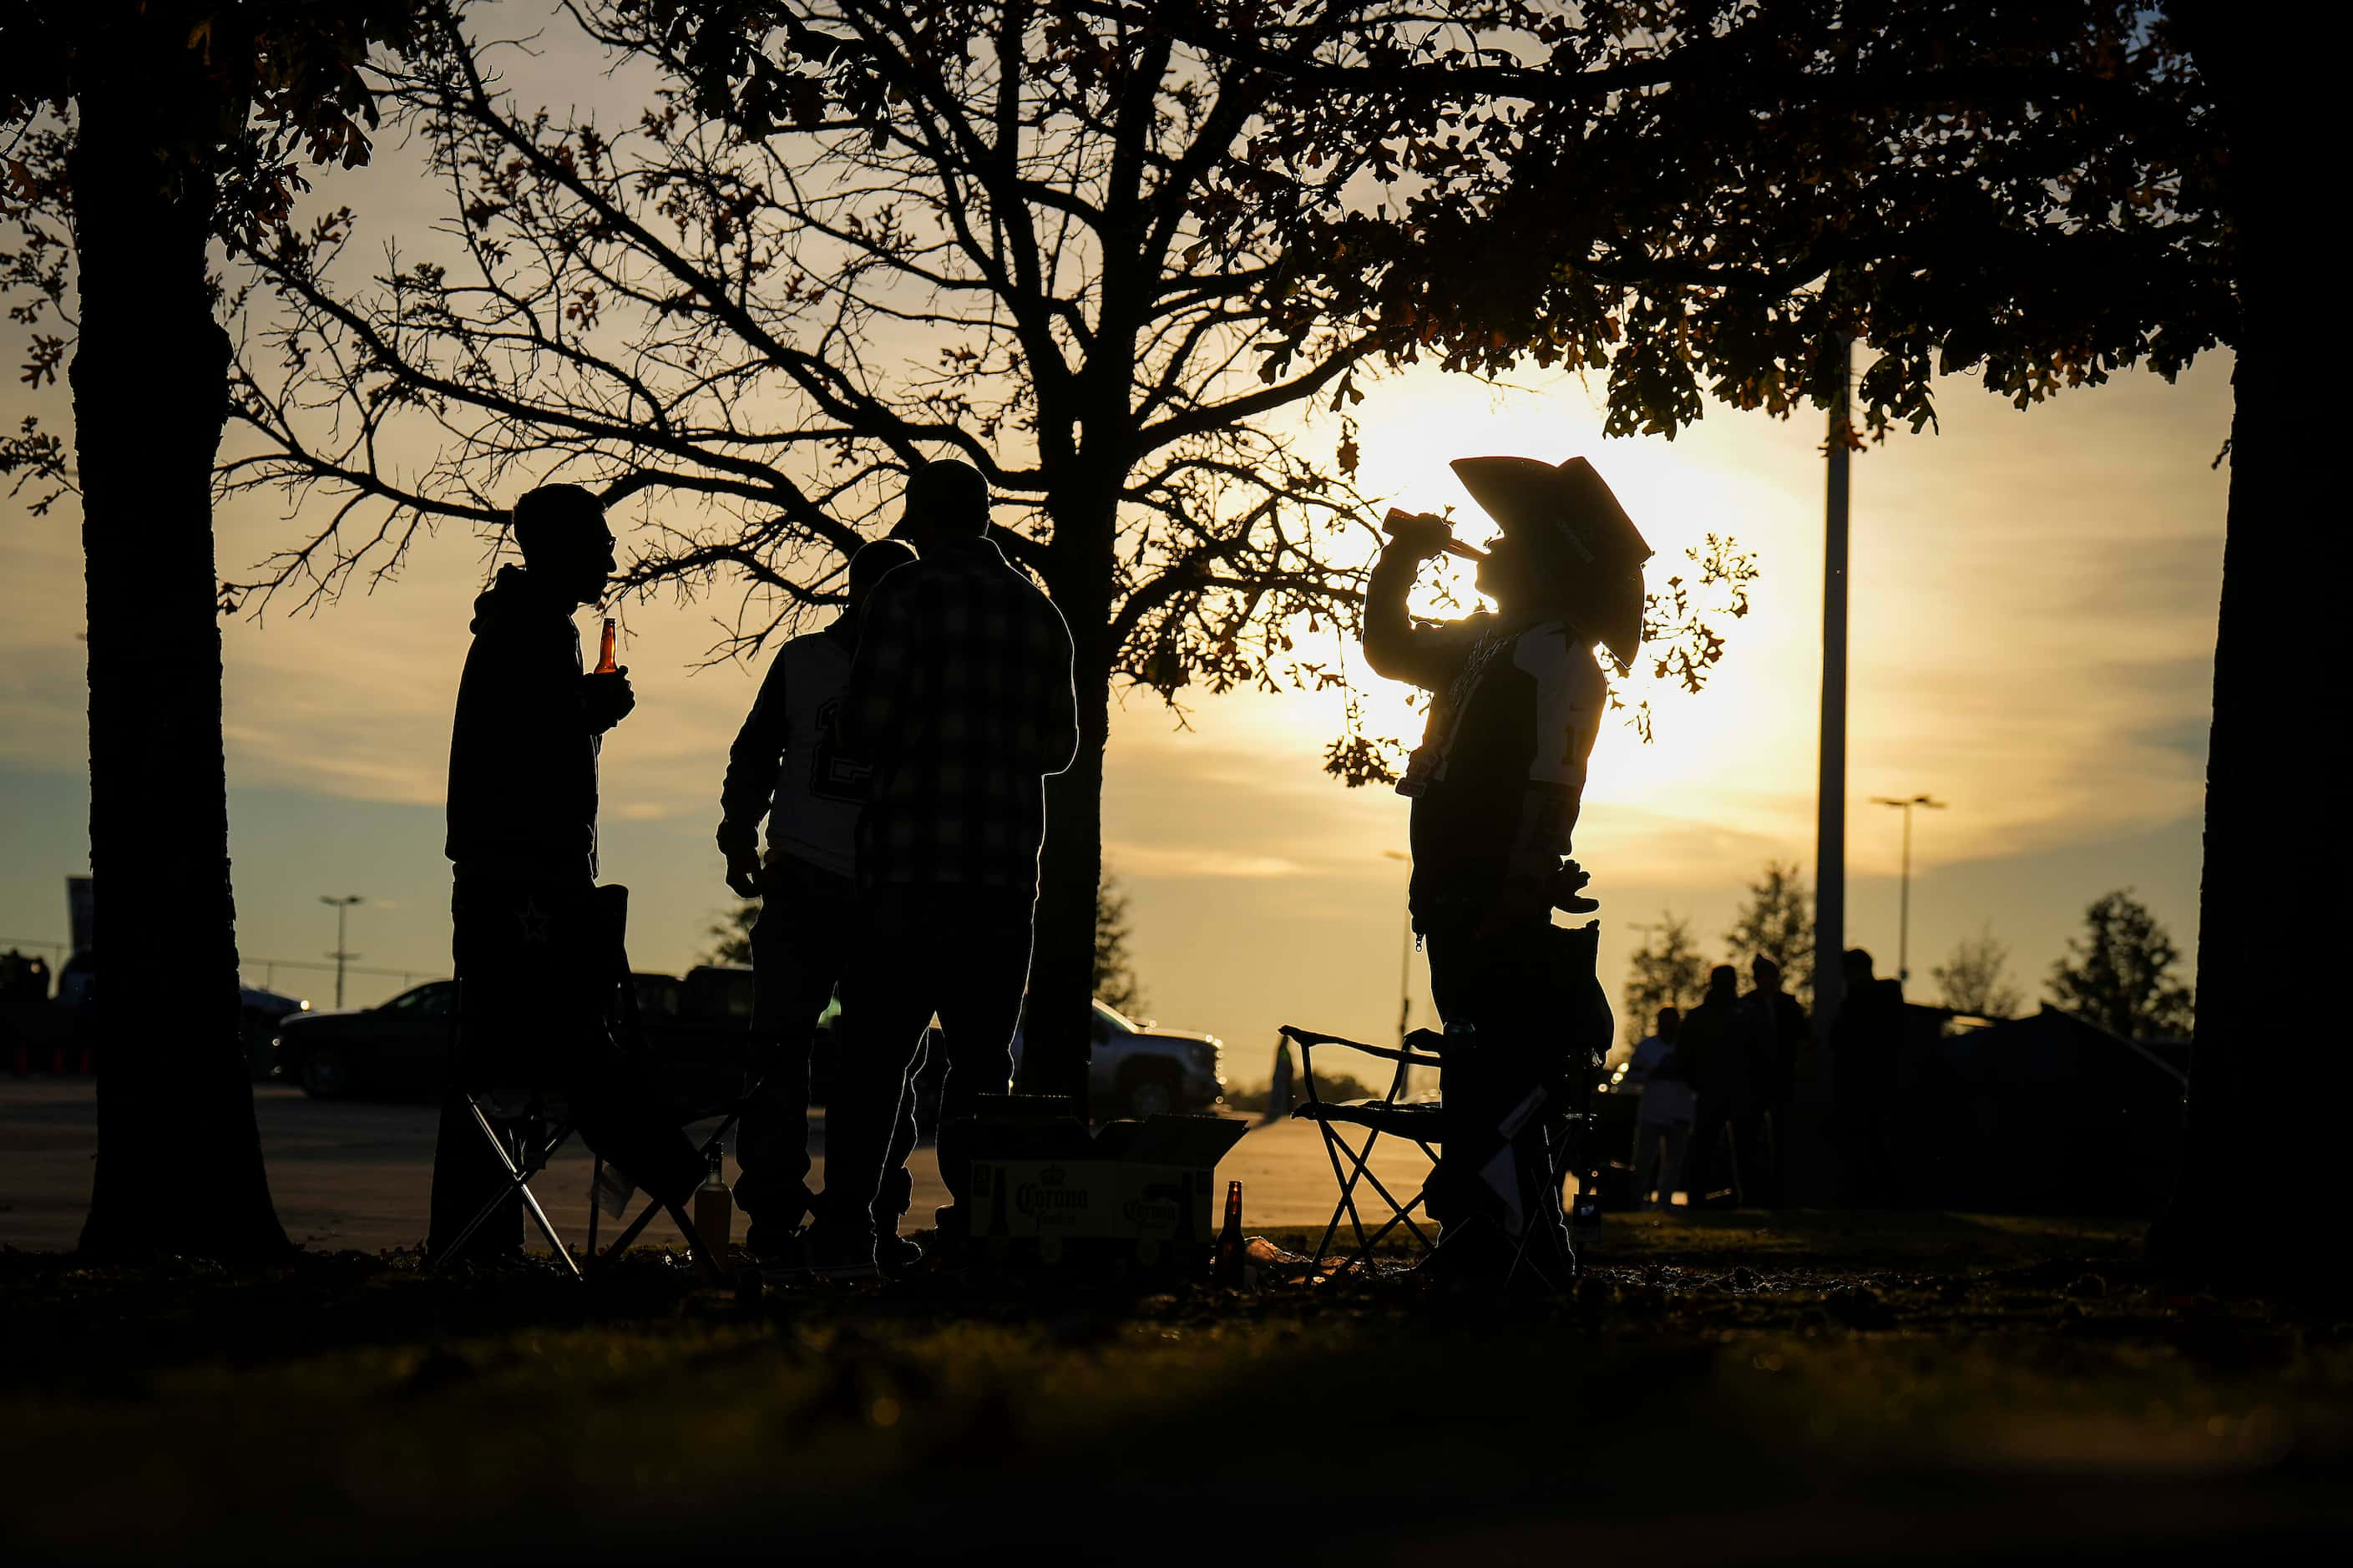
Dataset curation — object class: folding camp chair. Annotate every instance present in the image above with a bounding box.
[1283,1023,1446,1274]
[432,886,731,1282]
[1285,924,1611,1292]
[1287,1021,1594,1291]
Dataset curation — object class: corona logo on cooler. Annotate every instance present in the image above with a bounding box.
[1122,1197,1179,1227]
[1017,1166,1090,1216]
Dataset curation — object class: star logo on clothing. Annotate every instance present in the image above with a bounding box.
[516,897,554,948]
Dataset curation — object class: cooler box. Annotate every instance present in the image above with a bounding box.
[966,1111,1249,1267]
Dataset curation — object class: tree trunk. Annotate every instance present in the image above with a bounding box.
[1020,510,1116,1110]
[69,55,289,1260]
[2152,18,2321,1284]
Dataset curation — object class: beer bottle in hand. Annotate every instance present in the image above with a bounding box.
[1212,1179,1245,1285]
[594,616,619,675]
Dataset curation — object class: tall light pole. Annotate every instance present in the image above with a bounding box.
[319,895,362,1009]
[1381,850,1413,1043]
[1869,796,1946,983]
[1813,331,1854,1037]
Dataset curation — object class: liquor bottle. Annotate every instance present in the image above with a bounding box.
[594,616,619,674]
[1212,1178,1245,1284]
[694,1144,733,1258]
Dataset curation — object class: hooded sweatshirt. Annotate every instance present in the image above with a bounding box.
[446,564,602,883]
[716,612,867,878]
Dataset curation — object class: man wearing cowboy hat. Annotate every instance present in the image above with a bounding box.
[1365,455,1650,1282]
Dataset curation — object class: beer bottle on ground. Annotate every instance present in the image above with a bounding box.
[1213,1179,1245,1284]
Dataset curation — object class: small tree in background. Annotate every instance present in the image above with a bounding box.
[1727,862,1814,1009]
[704,903,758,968]
[1935,923,2022,1019]
[1091,868,1147,1019]
[2050,890,2195,1041]
[1622,911,1709,1045]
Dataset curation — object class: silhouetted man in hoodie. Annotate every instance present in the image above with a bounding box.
[428,483,705,1260]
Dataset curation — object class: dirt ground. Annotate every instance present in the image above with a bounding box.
[3,1205,2349,1563]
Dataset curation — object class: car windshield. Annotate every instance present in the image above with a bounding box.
[1091,1000,1135,1033]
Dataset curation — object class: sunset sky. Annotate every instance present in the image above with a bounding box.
[0,13,2229,1085]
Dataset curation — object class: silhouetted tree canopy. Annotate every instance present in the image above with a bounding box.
[1934,923,2020,1019]
[705,901,759,967]
[1621,909,1708,1045]
[1726,860,1813,1008]
[1155,0,2224,447]
[2049,890,2194,1042]
[1091,868,1147,1019]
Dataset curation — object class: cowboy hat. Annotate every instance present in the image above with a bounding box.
[1450,455,1651,665]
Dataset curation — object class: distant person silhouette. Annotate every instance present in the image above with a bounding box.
[1738,953,1809,1206]
[1675,965,1751,1206]
[1,950,47,1075]
[1829,946,1905,1203]
[429,483,706,1262]
[716,538,918,1263]
[1627,1005,1694,1210]
[1364,457,1651,1282]
[1263,1036,1297,1123]
[814,459,1079,1272]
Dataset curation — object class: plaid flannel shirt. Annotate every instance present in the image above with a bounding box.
[836,535,1079,891]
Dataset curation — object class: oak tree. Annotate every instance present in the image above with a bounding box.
[223,1,1749,1100]
[2,2,423,1260]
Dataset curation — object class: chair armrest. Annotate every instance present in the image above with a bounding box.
[1278,1024,1442,1071]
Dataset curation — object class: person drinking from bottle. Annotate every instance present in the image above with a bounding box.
[1363,456,1650,1285]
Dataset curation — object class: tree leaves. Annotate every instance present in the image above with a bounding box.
[2048,889,2195,1039]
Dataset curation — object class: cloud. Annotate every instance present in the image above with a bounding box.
[1101,842,1305,879]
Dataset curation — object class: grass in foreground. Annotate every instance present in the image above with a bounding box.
[3,1210,2349,1561]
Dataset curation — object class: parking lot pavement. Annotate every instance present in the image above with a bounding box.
[2,1080,1433,1254]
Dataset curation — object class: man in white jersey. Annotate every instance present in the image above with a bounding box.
[1365,456,1648,1282]
[716,539,918,1262]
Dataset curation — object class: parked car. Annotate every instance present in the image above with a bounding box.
[1012,1000,1226,1120]
[275,968,762,1106]
[240,985,310,1080]
[818,997,1224,1120]
[275,979,456,1099]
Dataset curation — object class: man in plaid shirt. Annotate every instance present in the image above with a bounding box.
[812,459,1079,1270]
